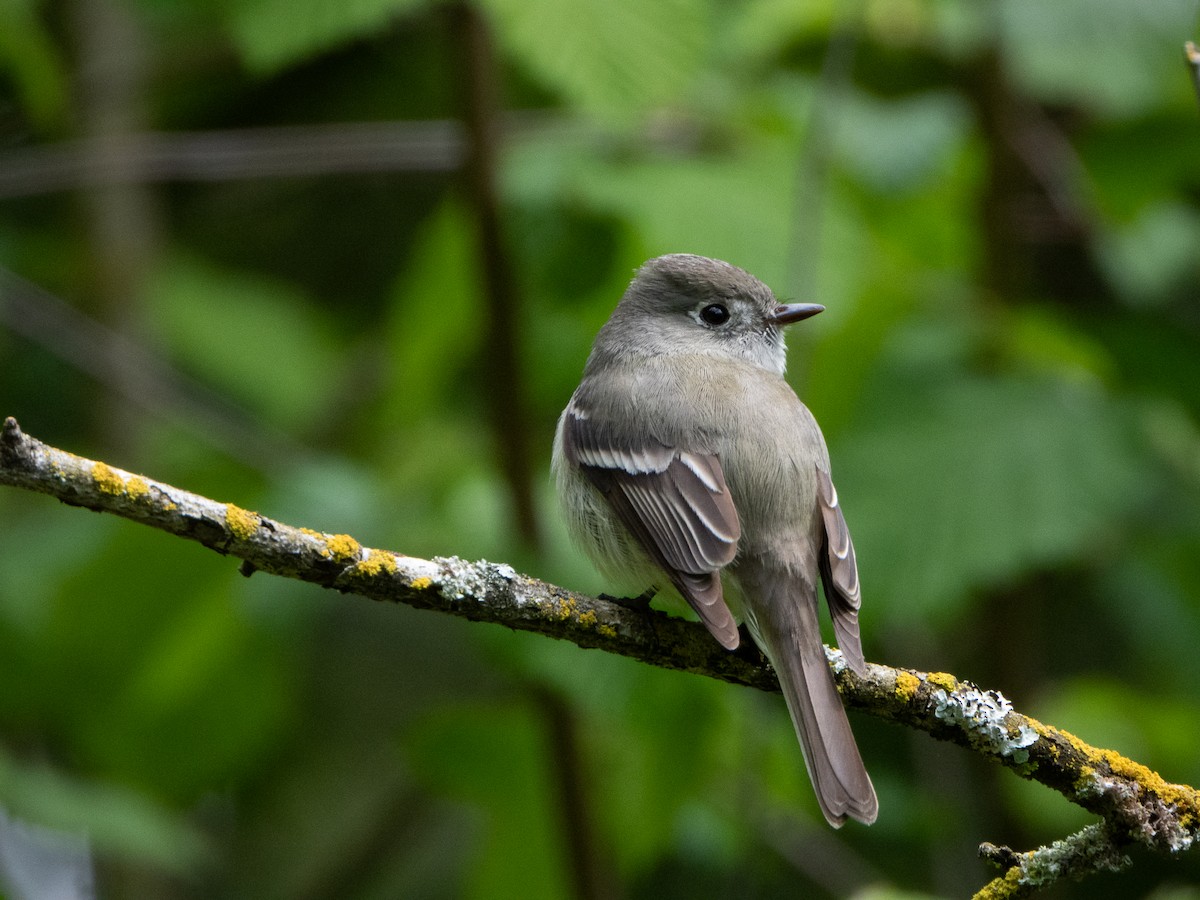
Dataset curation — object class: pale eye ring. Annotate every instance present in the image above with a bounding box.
[699,303,730,325]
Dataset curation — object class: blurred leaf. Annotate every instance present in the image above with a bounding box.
[379,199,482,432]
[998,0,1198,116]
[224,0,429,74]
[1099,528,1200,699]
[0,749,206,872]
[482,629,755,876]
[727,0,837,65]
[850,886,949,900]
[836,370,1143,625]
[1097,202,1200,308]
[404,700,570,900]
[84,583,295,801]
[1086,315,1200,422]
[512,131,804,293]
[1146,887,1200,900]
[1084,118,1200,219]
[483,0,708,120]
[0,0,69,126]
[0,509,294,804]
[0,499,111,636]
[995,304,1117,386]
[145,252,342,430]
[832,90,972,193]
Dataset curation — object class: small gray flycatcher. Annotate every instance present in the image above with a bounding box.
[553,254,877,827]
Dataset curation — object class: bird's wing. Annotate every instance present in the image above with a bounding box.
[815,464,866,675]
[561,401,742,649]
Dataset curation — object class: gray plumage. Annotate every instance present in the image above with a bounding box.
[553,254,877,827]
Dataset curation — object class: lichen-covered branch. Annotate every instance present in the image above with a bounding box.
[2,416,1197,893]
[975,824,1131,899]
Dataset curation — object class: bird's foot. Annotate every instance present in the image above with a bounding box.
[599,587,657,611]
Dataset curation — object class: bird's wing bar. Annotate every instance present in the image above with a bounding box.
[562,403,741,649]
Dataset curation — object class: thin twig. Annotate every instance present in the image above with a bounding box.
[1,417,1197,894]
[0,121,466,199]
[975,824,1131,900]
[0,267,308,470]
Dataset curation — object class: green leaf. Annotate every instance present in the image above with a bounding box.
[0,748,206,871]
[508,131,812,295]
[1097,202,1200,308]
[726,0,837,66]
[145,252,342,430]
[404,700,571,900]
[831,90,971,193]
[225,0,429,74]
[0,0,70,126]
[998,0,1199,116]
[379,198,482,432]
[483,0,708,120]
[835,372,1142,625]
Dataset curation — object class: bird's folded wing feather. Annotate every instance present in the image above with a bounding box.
[815,465,866,675]
[562,402,742,649]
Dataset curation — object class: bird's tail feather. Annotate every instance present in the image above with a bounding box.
[747,574,878,827]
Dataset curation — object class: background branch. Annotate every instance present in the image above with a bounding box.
[2,416,1197,895]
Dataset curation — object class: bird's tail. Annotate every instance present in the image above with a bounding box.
[744,572,878,827]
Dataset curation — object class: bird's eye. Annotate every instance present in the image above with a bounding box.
[699,303,730,325]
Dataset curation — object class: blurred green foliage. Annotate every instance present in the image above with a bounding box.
[1,0,1199,897]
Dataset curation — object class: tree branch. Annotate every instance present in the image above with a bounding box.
[976,824,1130,900]
[2,416,1197,893]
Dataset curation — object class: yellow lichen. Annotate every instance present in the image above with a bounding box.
[357,549,398,576]
[1057,727,1091,753]
[894,671,921,702]
[927,671,959,692]
[544,597,612,634]
[409,576,433,590]
[92,461,126,495]
[125,475,150,500]
[326,533,361,563]
[225,504,258,540]
[1100,749,1200,820]
[974,865,1025,900]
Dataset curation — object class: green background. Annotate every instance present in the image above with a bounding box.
[1,0,1199,896]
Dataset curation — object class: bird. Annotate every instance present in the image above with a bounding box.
[552,253,877,827]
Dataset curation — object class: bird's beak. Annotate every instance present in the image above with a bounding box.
[769,302,825,326]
